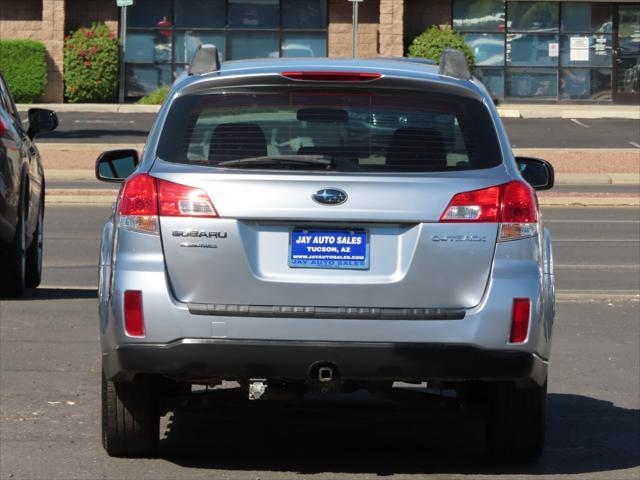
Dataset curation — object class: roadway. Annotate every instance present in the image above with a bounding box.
[0,205,638,479]
[27,112,640,149]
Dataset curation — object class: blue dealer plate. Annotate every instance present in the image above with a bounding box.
[289,229,369,270]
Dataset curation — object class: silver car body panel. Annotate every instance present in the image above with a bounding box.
[99,57,554,380]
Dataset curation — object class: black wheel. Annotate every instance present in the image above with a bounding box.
[485,380,547,462]
[26,197,44,288]
[101,370,160,458]
[0,197,27,298]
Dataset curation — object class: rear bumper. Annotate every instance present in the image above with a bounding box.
[103,338,548,386]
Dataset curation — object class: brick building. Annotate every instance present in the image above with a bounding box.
[0,0,638,103]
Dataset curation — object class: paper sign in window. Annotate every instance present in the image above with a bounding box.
[570,36,589,62]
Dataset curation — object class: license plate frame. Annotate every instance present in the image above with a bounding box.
[288,228,369,270]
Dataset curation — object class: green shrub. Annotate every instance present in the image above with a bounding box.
[64,23,119,103]
[136,86,170,105]
[0,40,47,103]
[408,26,475,68]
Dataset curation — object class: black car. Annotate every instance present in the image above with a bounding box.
[0,71,58,297]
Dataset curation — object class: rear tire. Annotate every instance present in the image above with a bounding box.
[485,380,547,462]
[101,371,160,458]
[0,197,27,298]
[26,197,44,288]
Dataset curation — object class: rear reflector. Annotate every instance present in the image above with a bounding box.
[509,298,530,343]
[124,290,145,337]
[281,71,381,82]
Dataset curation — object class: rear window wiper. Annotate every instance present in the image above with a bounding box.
[216,155,333,168]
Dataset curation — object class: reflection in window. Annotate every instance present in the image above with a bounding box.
[125,31,172,63]
[465,33,505,65]
[561,3,612,34]
[475,68,504,97]
[507,68,557,98]
[282,32,327,57]
[508,2,558,32]
[453,0,505,32]
[561,68,611,100]
[228,0,279,28]
[126,64,172,97]
[230,31,279,59]
[282,0,327,28]
[175,0,225,28]
[507,34,558,66]
[128,0,172,28]
[175,31,226,63]
[560,35,612,68]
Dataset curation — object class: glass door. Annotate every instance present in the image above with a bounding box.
[614,4,640,102]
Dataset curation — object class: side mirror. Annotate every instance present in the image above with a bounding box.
[95,149,139,182]
[27,108,58,139]
[515,156,554,191]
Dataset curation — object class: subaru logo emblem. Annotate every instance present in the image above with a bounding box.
[312,188,347,205]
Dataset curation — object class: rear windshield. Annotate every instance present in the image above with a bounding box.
[157,88,502,172]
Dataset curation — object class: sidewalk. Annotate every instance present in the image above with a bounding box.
[18,102,640,119]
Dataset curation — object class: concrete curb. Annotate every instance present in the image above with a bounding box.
[19,103,640,119]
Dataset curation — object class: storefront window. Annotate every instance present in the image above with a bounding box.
[560,34,612,68]
[228,0,279,28]
[507,68,557,98]
[175,0,226,28]
[128,0,172,28]
[465,33,504,65]
[560,68,612,100]
[453,0,505,32]
[561,3,612,34]
[125,0,328,97]
[175,31,226,63]
[229,31,279,59]
[453,1,615,101]
[282,32,327,57]
[507,34,558,66]
[282,0,327,28]
[508,2,558,32]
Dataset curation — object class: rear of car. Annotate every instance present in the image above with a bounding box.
[98,58,554,460]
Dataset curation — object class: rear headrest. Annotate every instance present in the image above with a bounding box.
[386,127,447,168]
[209,123,267,163]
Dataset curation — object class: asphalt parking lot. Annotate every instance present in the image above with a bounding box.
[0,205,638,480]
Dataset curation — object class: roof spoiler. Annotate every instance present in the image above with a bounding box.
[438,48,472,80]
[188,44,221,76]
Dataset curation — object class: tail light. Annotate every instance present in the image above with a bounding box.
[509,298,530,343]
[440,180,538,241]
[281,71,381,82]
[124,290,145,337]
[118,173,218,234]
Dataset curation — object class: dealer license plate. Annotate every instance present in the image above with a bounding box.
[288,229,369,270]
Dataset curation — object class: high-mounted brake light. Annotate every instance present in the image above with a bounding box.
[509,298,530,343]
[117,173,218,234]
[124,290,145,337]
[281,71,381,82]
[440,180,538,241]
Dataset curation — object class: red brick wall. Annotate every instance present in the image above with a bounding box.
[328,0,380,58]
[0,0,65,102]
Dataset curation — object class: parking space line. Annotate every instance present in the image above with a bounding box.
[630,141,640,149]
[544,219,640,223]
[553,238,639,242]
[570,118,590,128]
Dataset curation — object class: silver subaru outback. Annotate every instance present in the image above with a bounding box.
[96,47,555,460]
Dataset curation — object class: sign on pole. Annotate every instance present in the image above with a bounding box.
[116,0,134,7]
[348,0,364,58]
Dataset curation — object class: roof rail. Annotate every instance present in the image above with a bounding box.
[188,44,221,76]
[379,57,436,66]
[438,48,472,80]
